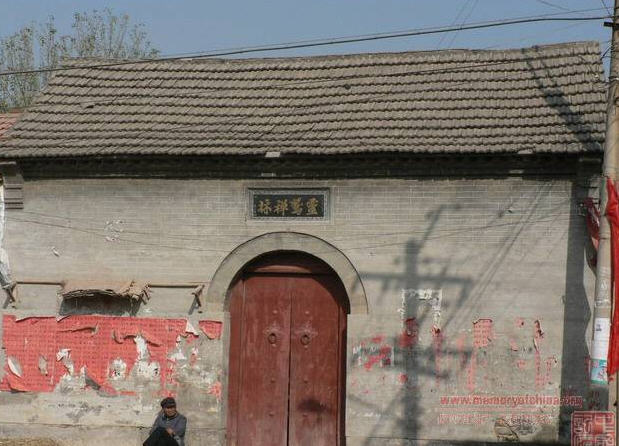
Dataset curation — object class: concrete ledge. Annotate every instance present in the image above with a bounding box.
[206,231,368,313]
[345,437,558,446]
[0,424,224,446]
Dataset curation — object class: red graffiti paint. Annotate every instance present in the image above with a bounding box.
[208,381,222,401]
[0,315,211,395]
[199,320,223,340]
[398,373,408,384]
[371,335,385,344]
[363,355,382,371]
[472,319,493,348]
[545,356,556,385]
[363,345,392,371]
[399,318,419,349]
[467,319,493,392]
[535,354,543,389]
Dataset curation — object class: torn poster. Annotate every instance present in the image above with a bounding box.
[61,280,150,301]
[0,315,220,394]
[199,320,223,340]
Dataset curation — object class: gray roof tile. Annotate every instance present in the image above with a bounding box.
[0,41,607,158]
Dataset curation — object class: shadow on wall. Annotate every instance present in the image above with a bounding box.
[351,183,590,444]
[525,53,598,441]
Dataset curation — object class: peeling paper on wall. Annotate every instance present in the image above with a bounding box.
[134,336,160,379]
[7,356,22,377]
[38,355,48,376]
[199,320,223,340]
[184,320,200,336]
[56,349,74,375]
[168,336,187,363]
[400,289,443,328]
[0,315,218,395]
[56,348,71,362]
[60,324,98,335]
[110,358,127,380]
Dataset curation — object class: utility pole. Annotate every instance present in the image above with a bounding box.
[591,0,619,414]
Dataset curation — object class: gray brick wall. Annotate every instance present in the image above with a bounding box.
[0,175,595,445]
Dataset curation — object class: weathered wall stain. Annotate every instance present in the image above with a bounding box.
[534,319,545,389]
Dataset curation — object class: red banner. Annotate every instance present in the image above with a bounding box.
[606,179,619,377]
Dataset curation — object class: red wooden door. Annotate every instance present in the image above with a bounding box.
[227,254,347,446]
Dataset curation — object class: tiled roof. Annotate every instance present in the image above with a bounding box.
[0,41,607,159]
[0,113,21,139]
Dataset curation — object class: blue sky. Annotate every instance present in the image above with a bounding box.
[0,0,613,60]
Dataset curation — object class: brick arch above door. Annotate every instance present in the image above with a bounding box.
[205,232,368,314]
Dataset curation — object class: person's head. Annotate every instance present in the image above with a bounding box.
[160,397,177,417]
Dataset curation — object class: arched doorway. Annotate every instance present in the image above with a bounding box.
[226,251,349,446]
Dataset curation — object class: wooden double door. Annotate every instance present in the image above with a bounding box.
[227,253,348,446]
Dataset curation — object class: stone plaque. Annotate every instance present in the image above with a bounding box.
[249,189,329,220]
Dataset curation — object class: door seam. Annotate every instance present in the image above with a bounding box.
[286,276,293,446]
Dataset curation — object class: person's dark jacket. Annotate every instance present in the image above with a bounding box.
[149,411,187,446]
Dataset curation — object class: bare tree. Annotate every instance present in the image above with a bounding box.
[0,8,159,111]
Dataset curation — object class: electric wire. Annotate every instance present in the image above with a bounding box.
[445,0,480,49]
[437,0,474,48]
[6,212,577,254]
[534,0,571,12]
[600,0,613,16]
[0,9,610,78]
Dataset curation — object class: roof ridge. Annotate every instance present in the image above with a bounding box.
[56,40,600,67]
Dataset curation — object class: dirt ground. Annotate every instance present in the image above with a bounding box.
[0,440,61,446]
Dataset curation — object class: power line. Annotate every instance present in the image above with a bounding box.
[0,8,608,114]
[600,0,613,16]
[534,0,571,12]
[445,0,480,49]
[145,6,606,61]
[6,213,576,254]
[11,196,573,243]
[437,0,473,48]
[0,10,610,78]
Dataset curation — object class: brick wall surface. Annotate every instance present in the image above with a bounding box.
[0,175,595,445]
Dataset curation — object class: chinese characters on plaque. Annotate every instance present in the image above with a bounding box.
[249,189,328,220]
